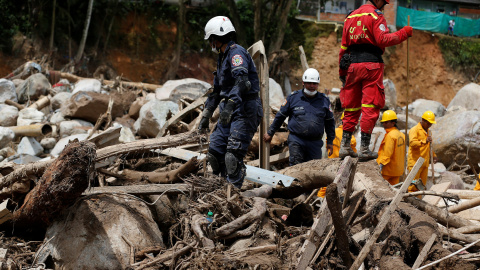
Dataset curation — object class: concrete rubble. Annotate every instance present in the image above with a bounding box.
[0,66,478,270]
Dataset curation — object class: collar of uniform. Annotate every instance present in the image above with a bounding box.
[223,41,236,55]
[301,89,319,99]
[417,122,427,134]
[385,127,396,133]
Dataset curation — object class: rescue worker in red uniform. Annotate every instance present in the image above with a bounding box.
[338,0,413,161]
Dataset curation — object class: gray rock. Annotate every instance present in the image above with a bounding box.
[16,73,51,103]
[71,79,102,95]
[49,111,66,124]
[431,110,480,168]
[59,119,94,138]
[411,99,446,118]
[447,83,480,111]
[51,92,72,111]
[17,108,45,126]
[36,195,164,269]
[40,138,57,149]
[119,126,136,143]
[383,79,397,109]
[50,134,89,157]
[395,113,419,130]
[269,78,285,109]
[436,171,464,190]
[155,78,211,101]
[0,105,19,126]
[0,79,18,103]
[10,154,42,165]
[134,100,179,138]
[17,137,44,156]
[0,127,14,148]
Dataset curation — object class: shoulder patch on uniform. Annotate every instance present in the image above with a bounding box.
[282,99,287,106]
[379,24,386,32]
[231,54,244,66]
[375,9,383,15]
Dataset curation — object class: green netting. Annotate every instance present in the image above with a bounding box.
[396,6,480,37]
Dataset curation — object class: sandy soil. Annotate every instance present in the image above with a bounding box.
[308,30,469,106]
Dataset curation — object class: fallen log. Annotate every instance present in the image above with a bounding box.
[438,225,480,247]
[325,183,352,269]
[122,157,199,184]
[13,140,96,228]
[404,190,459,201]
[446,189,480,200]
[454,225,480,234]
[448,196,480,214]
[349,157,424,270]
[83,184,189,196]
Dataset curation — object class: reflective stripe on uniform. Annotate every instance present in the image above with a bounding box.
[345,107,361,111]
[362,104,375,108]
[341,45,348,50]
[344,13,378,21]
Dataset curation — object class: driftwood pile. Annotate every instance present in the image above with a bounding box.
[0,63,479,270]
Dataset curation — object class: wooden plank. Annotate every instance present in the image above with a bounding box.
[83,184,190,196]
[412,233,437,269]
[88,126,121,149]
[246,151,289,167]
[297,156,356,270]
[349,157,424,270]
[0,199,13,225]
[299,45,309,72]
[423,182,452,206]
[156,96,208,138]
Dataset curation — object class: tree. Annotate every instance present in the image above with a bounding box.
[164,0,186,81]
[49,0,56,51]
[254,0,262,42]
[75,0,94,63]
[267,0,294,54]
[225,0,247,47]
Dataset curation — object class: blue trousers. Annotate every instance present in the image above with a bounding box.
[209,98,263,187]
[288,133,323,166]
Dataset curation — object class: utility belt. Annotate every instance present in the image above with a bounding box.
[350,51,383,64]
[290,132,323,141]
[340,44,383,70]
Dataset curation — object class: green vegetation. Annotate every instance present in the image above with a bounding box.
[438,36,480,79]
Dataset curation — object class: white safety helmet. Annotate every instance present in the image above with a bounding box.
[204,16,236,40]
[302,68,320,83]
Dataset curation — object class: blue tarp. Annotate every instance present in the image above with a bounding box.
[397,6,480,37]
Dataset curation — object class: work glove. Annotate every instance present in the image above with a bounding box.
[220,100,235,126]
[198,109,213,131]
[404,26,413,37]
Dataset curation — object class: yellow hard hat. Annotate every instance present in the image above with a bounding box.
[380,110,397,122]
[341,112,344,120]
[422,110,436,124]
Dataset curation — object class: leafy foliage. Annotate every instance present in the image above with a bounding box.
[438,36,480,78]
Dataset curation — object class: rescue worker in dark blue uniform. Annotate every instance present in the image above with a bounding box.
[263,68,335,165]
[198,16,263,188]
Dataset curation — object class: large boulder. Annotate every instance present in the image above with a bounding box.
[0,105,19,126]
[17,108,45,126]
[134,100,179,138]
[155,78,211,101]
[16,73,51,103]
[61,91,135,123]
[432,110,480,168]
[383,79,397,110]
[396,113,419,130]
[0,79,18,103]
[447,83,480,111]
[71,79,102,95]
[35,194,165,269]
[410,99,445,118]
[269,78,285,109]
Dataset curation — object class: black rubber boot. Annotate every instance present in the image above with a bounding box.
[359,132,378,161]
[339,131,358,159]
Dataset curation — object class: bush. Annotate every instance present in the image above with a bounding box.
[438,36,480,79]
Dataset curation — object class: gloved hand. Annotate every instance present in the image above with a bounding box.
[198,109,213,131]
[220,100,235,126]
[404,26,413,37]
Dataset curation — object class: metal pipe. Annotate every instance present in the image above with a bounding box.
[8,124,53,137]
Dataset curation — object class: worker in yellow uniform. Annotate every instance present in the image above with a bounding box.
[318,112,357,198]
[376,110,405,185]
[475,175,480,191]
[407,111,437,192]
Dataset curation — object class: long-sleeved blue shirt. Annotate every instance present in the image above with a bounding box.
[267,89,335,144]
[204,41,260,112]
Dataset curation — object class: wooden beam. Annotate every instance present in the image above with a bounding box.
[83,184,189,196]
[349,157,424,270]
[297,156,357,270]
[412,233,437,269]
[246,151,289,167]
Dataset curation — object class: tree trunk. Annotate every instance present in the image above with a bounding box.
[225,0,247,47]
[49,0,56,51]
[75,0,94,63]
[164,0,186,81]
[268,0,294,54]
[254,0,263,42]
